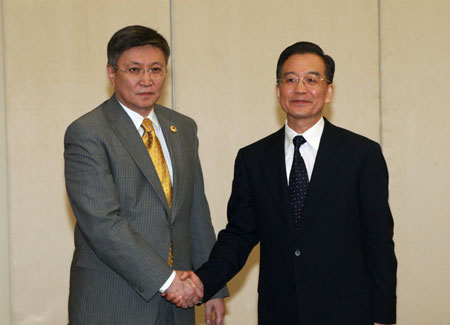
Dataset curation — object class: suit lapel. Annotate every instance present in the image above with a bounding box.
[261,128,296,239]
[104,96,170,216]
[297,119,343,235]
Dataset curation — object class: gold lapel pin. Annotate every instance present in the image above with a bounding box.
[170,125,177,133]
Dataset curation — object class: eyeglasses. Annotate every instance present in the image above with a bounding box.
[277,73,329,89]
[115,66,167,80]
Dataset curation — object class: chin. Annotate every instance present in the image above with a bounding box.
[288,109,309,118]
[138,100,156,108]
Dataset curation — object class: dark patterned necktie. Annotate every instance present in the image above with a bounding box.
[289,135,309,231]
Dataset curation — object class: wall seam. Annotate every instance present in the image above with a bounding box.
[0,0,12,322]
[378,0,383,147]
[169,0,176,110]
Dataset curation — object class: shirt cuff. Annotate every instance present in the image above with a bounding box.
[159,270,176,293]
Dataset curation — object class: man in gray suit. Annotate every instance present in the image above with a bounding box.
[64,25,227,325]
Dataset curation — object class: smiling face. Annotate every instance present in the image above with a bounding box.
[276,53,334,133]
[107,45,166,117]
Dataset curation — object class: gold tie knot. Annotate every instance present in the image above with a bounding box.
[141,118,153,132]
[141,118,155,147]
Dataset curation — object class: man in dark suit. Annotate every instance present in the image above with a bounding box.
[64,25,227,325]
[175,42,397,324]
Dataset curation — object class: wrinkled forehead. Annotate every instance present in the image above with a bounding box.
[282,53,326,76]
[117,45,167,65]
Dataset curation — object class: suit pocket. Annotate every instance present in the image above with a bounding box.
[337,274,372,298]
[75,251,111,273]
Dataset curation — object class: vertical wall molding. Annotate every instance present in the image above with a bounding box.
[0,0,12,323]
[169,0,176,110]
[378,0,383,147]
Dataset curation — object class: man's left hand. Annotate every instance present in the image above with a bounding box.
[205,298,226,325]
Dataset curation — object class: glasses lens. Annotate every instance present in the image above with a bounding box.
[303,74,321,87]
[127,68,141,77]
[149,68,165,80]
[281,74,299,86]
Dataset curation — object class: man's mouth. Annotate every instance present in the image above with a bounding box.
[290,99,310,104]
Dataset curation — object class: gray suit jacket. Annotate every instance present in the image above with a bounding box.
[65,95,227,325]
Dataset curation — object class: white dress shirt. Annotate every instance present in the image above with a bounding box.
[285,117,325,183]
[119,100,176,292]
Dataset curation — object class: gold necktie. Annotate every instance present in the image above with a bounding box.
[141,118,174,266]
[141,118,172,208]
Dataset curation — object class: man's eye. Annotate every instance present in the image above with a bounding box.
[128,67,140,74]
[152,67,166,75]
[285,77,298,84]
[305,77,318,84]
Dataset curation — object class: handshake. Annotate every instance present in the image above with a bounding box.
[163,270,204,308]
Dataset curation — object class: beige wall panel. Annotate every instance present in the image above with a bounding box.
[3,0,171,323]
[380,0,450,323]
[0,0,12,323]
[172,1,379,323]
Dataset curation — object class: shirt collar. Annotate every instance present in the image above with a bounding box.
[117,97,161,132]
[284,117,324,152]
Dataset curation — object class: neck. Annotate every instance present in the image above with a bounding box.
[287,116,322,134]
[136,106,154,118]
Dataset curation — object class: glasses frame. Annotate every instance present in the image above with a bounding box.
[114,66,167,80]
[277,73,331,89]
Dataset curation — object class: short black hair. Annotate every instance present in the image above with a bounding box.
[276,41,335,84]
[107,25,170,67]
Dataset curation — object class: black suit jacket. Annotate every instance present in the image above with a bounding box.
[196,119,397,325]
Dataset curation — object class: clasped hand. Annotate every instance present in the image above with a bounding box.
[162,270,203,308]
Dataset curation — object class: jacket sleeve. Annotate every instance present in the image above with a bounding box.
[196,149,260,301]
[360,142,397,323]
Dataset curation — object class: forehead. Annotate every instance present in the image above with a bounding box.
[282,53,326,75]
[117,45,166,65]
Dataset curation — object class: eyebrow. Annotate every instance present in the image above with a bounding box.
[127,61,164,66]
[283,71,322,77]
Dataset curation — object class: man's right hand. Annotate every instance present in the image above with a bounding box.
[163,270,204,308]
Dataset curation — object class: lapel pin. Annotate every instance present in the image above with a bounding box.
[170,125,177,133]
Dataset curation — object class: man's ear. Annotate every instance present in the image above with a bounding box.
[106,64,116,86]
[276,84,281,103]
[325,83,334,104]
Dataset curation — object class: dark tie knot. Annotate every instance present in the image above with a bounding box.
[293,135,307,149]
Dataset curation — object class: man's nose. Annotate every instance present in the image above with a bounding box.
[139,71,153,85]
[294,79,307,92]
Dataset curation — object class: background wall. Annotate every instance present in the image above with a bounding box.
[2,1,171,323]
[0,0,449,324]
[380,0,450,322]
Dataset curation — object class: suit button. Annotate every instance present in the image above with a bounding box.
[138,286,144,293]
[294,249,301,257]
